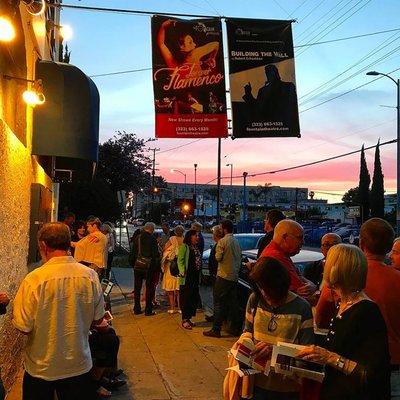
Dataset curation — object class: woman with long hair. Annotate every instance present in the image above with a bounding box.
[177,229,202,330]
[162,225,184,314]
[156,19,219,71]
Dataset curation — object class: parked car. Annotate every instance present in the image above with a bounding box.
[201,233,264,275]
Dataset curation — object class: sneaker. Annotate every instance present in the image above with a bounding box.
[203,329,221,338]
[101,377,127,390]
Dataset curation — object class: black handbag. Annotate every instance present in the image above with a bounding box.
[169,257,179,277]
[134,235,152,271]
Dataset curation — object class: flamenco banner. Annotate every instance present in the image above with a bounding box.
[152,16,228,138]
[226,19,300,138]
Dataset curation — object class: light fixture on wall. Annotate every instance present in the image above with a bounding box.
[0,16,16,42]
[21,0,46,16]
[3,75,46,106]
[46,20,73,41]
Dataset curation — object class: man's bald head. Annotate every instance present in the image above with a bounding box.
[273,219,304,256]
[321,233,342,258]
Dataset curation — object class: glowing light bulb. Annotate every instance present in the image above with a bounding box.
[60,24,73,41]
[23,90,45,106]
[0,17,16,42]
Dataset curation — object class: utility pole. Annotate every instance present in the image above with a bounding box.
[194,163,198,218]
[149,147,160,221]
[243,172,248,227]
[216,139,221,223]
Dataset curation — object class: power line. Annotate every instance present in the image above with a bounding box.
[88,27,400,78]
[295,0,349,40]
[296,0,372,56]
[299,38,400,106]
[157,139,203,154]
[296,0,327,24]
[299,30,400,102]
[205,137,397,183]
[299,66,400,114]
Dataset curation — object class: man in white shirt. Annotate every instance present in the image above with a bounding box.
[73,217,108,276]
[13,222,105,400]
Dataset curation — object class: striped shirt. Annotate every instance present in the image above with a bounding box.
[244,291,314,392]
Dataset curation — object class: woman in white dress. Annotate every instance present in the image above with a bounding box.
[162,225,185,313]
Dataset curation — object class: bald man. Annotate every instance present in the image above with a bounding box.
[304,233,342,287]
[259,219,317,297]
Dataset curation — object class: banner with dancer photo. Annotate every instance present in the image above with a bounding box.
[226,19,300,138]
[152,16,228,138]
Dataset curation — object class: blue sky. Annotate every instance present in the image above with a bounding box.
[61,0,400,201]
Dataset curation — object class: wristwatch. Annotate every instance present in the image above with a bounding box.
[335,356,345,370]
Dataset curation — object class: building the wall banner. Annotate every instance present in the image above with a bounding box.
[226,19,300,138]
[152,15,228,138]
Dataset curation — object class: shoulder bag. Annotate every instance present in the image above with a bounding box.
[134,235,152,271]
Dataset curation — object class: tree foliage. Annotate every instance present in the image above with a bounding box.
[97,131,152,192]
[370,141,385,218]
[359,145,371,222]
[342,187,360,205]
[59,131,162,223]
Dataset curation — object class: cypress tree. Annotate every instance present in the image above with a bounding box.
[358,144,371,222]
[370,140,385,218]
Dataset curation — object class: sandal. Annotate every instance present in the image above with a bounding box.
[181,320,192,330]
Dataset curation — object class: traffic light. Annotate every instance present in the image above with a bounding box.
[182,202,191,214]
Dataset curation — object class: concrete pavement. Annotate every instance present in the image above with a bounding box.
[108,268,235,400]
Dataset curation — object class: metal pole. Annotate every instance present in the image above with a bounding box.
[397,79,400,235]
[194,163,197,217]
[243,172,248,224]
[217,139,221,223]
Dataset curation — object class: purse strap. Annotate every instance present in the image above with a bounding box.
[138,234,142,257]
[252,295,259,342]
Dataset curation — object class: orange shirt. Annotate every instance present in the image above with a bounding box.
[365,259,400,365]
[315,285,338,329]
[260,241,303,292]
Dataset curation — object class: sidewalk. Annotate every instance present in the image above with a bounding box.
[108,269,235,400]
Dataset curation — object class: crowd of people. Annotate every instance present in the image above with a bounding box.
[2,210,400,400]
[0,214,123,400]
[223,215,400,400]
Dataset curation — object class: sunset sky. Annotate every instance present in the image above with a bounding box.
[61,0,399,202]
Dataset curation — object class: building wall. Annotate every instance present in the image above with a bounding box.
[0,4,55,393]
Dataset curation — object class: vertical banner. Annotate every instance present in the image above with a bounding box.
[152,16,228,138]
[226,19,300,138]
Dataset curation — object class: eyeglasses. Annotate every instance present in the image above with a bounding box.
[321,243,337,248]
[268,313,278,332]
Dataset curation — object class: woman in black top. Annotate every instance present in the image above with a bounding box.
[298,244,390,400]
[178,229,202,329]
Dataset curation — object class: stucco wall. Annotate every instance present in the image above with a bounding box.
[0,4,54,394]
